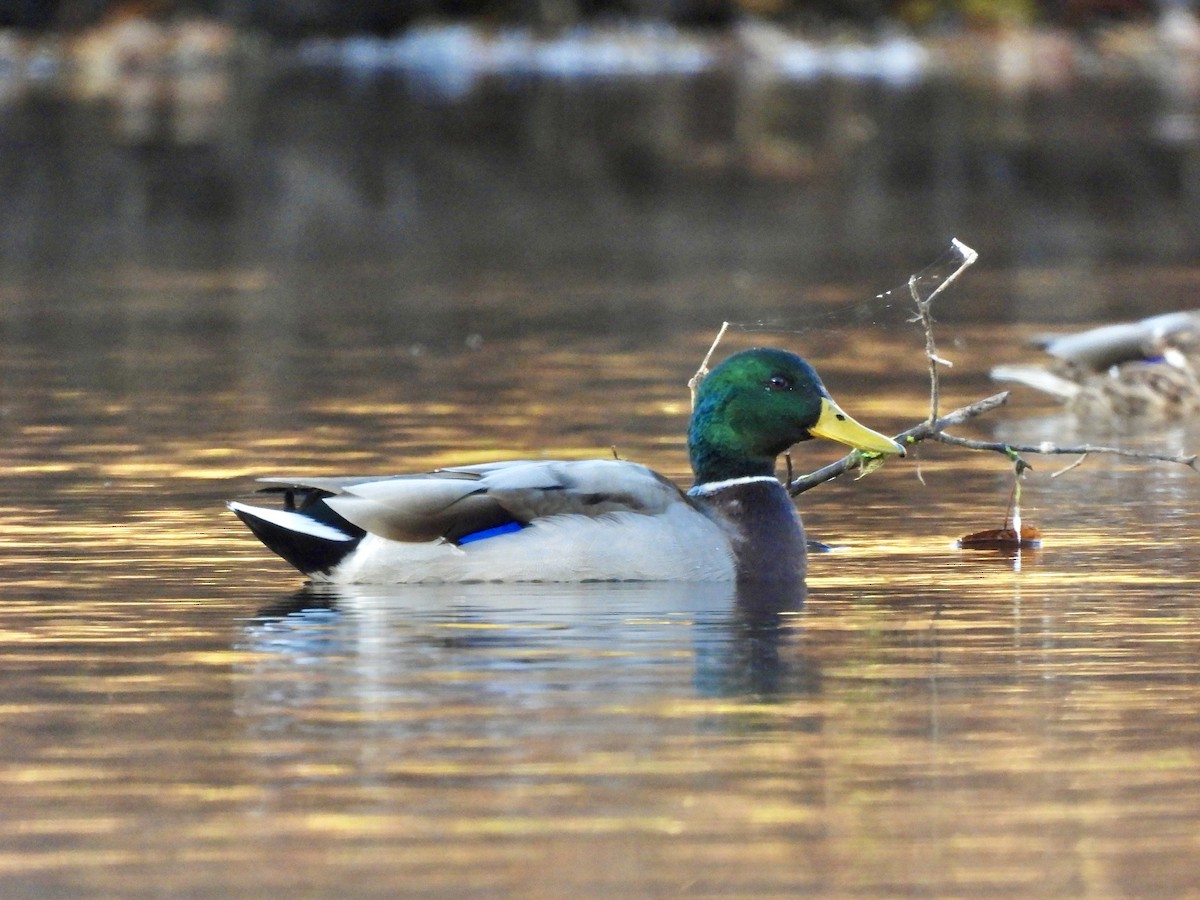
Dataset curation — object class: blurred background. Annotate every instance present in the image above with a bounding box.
[4,0,1200,480]
[0,0,1197,317]
[2,0,1199,469]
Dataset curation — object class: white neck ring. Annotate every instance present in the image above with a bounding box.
[688,475,780,497]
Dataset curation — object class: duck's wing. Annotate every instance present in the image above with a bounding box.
[255,459,687,545]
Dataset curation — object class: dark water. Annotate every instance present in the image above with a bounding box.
[1,63,1199,895]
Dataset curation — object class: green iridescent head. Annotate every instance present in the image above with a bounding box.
[687,347,903,485]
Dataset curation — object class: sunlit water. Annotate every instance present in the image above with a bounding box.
[1,68,1199,896]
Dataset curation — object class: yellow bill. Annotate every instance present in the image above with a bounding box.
[810,398,906,456]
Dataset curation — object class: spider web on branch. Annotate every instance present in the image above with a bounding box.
[720,238,977,339]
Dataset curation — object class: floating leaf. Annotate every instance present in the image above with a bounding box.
[957,525,1042,550]
[957,460,1043,550]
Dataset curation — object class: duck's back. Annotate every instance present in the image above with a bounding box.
[232,459,738,583]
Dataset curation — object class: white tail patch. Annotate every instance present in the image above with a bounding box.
[227,501,356,542]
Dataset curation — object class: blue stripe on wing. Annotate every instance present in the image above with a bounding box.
[456,521,525,545]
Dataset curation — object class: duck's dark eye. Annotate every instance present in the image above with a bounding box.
[767,374,792,391]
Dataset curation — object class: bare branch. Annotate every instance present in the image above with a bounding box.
[1050,454,1088,478]
[788,390,1010,495]
[688,320,729,410]
[784,237,1197,496]
[788,389,1197,497]
[911,274,943,423]
[930,432,1197,469]
[908,239,976,423]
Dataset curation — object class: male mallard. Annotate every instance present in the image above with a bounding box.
[229,347,904,583]
[992,311,1200,423]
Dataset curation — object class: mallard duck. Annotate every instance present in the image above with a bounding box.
[229,347,904,583]
[991,311,1200,422]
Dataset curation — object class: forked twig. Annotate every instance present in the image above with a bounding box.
[777,238,1197,496]
[787,391,1011,495]
[929,433,1196,469]
[911,236,976,423]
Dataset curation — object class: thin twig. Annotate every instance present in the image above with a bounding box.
[788,392,1197,496]
[930,432,1197,469]
[911,274,942,424]
[1050,454,1088,478]
[784,237,1197,495]
[908,238,975,423]
[895,239,1196,476]
[688,320,729,410]
[788,391,1010,495]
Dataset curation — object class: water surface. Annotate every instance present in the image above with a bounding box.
[1,69,1199,896]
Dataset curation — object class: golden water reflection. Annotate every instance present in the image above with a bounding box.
[1,317,1199,895]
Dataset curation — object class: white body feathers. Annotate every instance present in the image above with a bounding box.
[231,459,739,583]
[324,505,736,583]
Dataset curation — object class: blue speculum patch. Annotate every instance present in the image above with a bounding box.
[456,521,525,545]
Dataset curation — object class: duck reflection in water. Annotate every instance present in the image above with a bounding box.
[238,580,816,721]
[693,577,819,698]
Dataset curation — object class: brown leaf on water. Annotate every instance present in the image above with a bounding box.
[957,525,1042,550]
